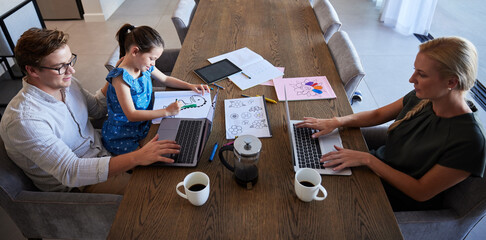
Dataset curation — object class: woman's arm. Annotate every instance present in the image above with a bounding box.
[296,97,404,137]
[151,67,210,94]
[112,76,182,122]
[322,147,470,201]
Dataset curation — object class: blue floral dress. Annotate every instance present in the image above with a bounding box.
[102,66,154,155]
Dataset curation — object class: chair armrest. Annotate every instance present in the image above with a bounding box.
[360,124,390,150]
[9,191,122,239]
[395,209,457,224]
[16,190,122,203]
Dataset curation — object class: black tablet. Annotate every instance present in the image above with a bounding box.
[194,59,242,84]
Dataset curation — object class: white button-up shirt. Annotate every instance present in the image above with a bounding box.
[0,77,111,192]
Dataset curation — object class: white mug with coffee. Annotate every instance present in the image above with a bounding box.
[294,168,328,202]
[176,171,210,206]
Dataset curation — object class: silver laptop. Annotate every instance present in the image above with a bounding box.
[284,86,351,175]
[153,91,218,167]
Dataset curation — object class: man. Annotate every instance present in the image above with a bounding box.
[0,28,180,194]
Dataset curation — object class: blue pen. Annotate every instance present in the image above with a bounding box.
[209,142,218,162]
[212,83,225,90]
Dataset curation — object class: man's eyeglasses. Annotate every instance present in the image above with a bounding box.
[39,53,77,75]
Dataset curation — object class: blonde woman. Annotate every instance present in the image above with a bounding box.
[296,37,486,211]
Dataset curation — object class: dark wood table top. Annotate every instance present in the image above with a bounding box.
[108,0,402,239]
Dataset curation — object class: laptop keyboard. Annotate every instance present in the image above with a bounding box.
[293,124,323,169]
[173,120,202,163]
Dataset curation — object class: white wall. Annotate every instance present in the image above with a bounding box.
[81,0,125,22]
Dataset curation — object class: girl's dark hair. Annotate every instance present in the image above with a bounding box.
[116,24,165,57]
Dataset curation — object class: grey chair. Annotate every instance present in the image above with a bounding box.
[313,0,342,42]
[104,46,181,90]
[361,124,486,240]
[327,30,365,103]
[0,137,122,239]
[172,0,197,45]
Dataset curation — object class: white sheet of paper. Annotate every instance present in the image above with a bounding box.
[208,47,262,66]
[152,91,212,124]
[208,47,284,90]
[224,96,271,139]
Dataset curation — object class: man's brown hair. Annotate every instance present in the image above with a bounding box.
[14,28,69,73]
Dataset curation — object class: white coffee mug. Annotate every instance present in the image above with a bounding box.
[176,172,210,206]
[294,168,328,202]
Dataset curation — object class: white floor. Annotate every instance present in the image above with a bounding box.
[1,0,485,239]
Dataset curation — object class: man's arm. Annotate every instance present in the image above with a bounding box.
[5,118,110,187]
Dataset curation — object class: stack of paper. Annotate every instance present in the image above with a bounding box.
[208,47,284,90]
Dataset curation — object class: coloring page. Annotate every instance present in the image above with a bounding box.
[224,96,271,139]
[152,91,212,124]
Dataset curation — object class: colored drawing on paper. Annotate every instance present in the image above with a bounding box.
[163,95,207,111]
[290,79,326,96]
[273,76,336,101]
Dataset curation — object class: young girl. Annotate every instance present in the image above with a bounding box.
[102,24,210,155]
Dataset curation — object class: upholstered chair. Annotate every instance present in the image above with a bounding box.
[313,0,342,42]
[327,30,365,103]
[0,137,122,239]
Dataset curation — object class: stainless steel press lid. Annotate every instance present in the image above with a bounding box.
[233,135,262,156]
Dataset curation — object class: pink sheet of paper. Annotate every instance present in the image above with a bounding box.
[273,76,336,101]
[259,67,285,86]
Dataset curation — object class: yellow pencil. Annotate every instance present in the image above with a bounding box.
[256,95,277,104]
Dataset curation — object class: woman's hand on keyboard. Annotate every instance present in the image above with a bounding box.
[295,117,340,138]
[320,145,374,171]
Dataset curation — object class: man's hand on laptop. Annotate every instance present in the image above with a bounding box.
[135,134,181,165]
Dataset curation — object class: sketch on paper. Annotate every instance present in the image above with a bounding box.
[152,91,212,124]
[224,96,271,139]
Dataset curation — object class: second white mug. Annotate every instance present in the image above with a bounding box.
[294,168,328,202]
[176,171,210,206]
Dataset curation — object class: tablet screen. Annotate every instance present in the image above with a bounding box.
[193,59,242,84]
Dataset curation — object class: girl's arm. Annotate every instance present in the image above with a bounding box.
[321,147,470,201]
[151,67,211,94]
[112,76,182,122]
[296,97,404,138]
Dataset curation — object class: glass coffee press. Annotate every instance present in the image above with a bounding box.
[219,135,262,189]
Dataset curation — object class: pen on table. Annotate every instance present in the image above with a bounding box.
[209,142,218,162]
[241,72,251,79]
[241,94,251,98]
[212,83,225,90]
[223,141,234,146]
[256,95,277,104]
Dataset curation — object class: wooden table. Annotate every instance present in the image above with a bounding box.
[108,0,402,239]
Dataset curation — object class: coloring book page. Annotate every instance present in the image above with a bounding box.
[273,76,336,101]
[152,91,212,124]
[224,96,272,139]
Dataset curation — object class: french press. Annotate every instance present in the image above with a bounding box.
[219,135,262,189]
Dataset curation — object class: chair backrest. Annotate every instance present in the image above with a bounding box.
[327,30,365,103]
[313,0,342,42]
[172,0,197,44]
